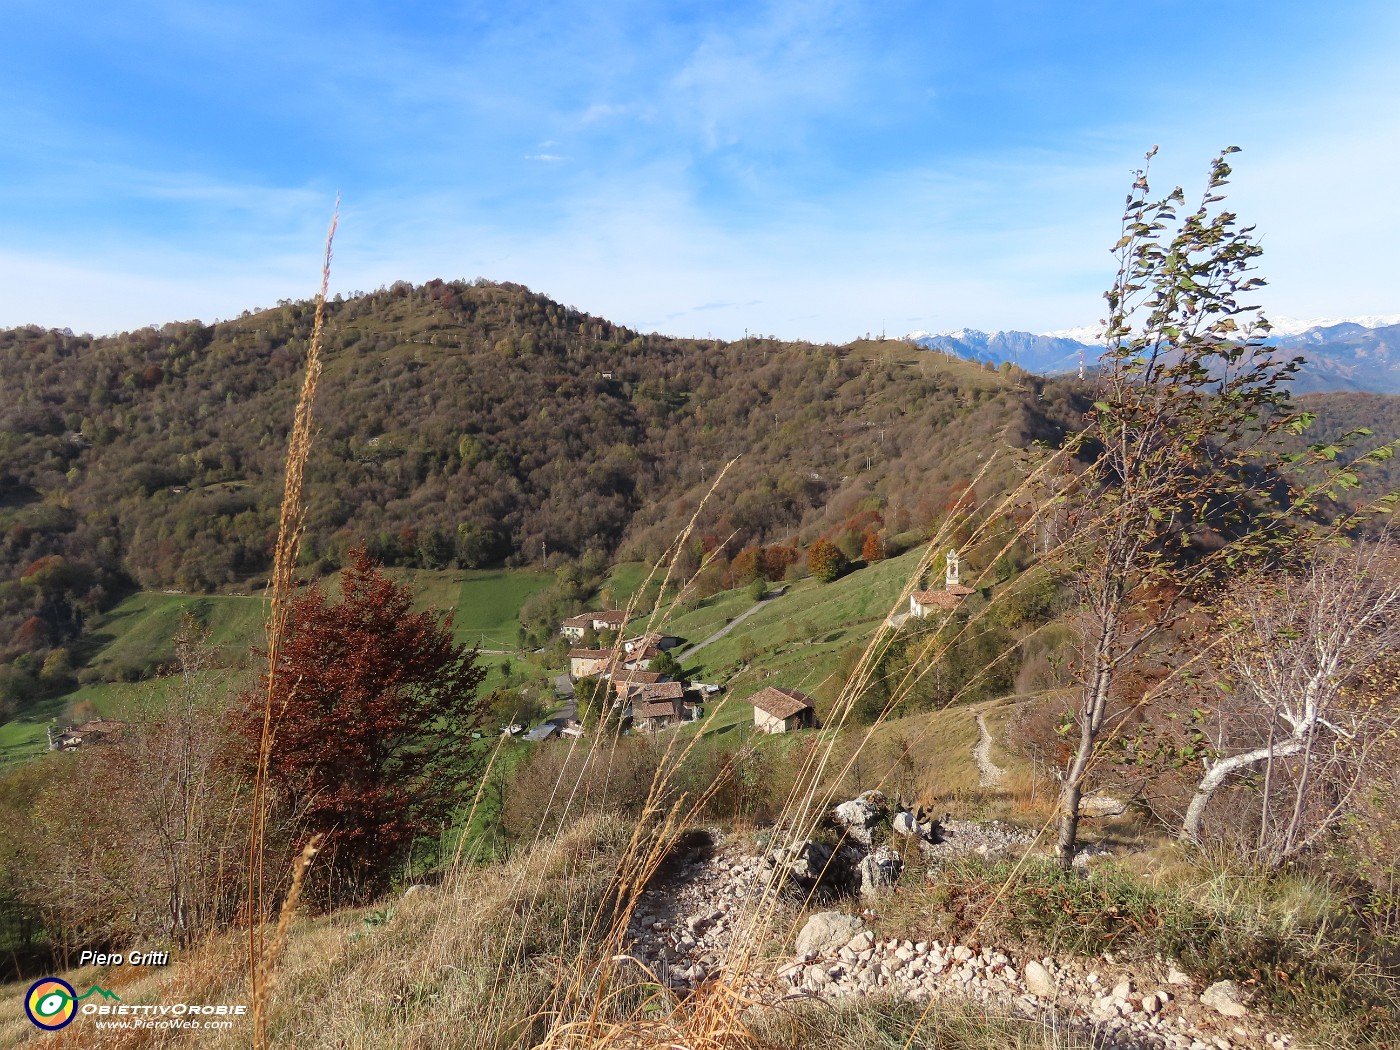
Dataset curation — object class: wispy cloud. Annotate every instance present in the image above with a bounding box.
[0,0,1395,335]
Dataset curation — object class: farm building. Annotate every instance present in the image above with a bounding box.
[634,682,688,730]
[747,687,816,734]
[559,610,630,640]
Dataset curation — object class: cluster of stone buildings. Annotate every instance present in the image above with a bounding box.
[560,613,816,735]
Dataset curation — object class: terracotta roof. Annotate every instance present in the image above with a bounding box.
[637,697,682,719]
[624,645,662,664]
[569,648,611,660]
[561,614,593,629]
[912,589,963,609]
[945,583,976,596]
[589,610,629,626]
[748,686,814,720]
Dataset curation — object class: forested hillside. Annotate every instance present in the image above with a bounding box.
[3,279,1395,716]
[0,280,1094,710]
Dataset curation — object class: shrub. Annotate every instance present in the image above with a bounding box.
[806,539,847,583]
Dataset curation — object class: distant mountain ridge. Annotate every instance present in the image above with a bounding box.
[907,316,1400,395]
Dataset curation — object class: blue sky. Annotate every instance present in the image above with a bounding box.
[1,1,1397,340]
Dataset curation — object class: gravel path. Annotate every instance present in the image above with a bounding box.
[973,707,1007,787]
[675,588,785,661]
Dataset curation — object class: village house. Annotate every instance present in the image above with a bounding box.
[48,719,126,752]
[622,644,663,670]
[633,681,688,730]
[622,631,679,654]
[568,648,612,678]
[747,686,816,734]
[559,610,630,640]
[609,668,665,703]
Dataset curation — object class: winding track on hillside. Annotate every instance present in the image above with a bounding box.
[674,587,786,662]
[973,707,1007,786]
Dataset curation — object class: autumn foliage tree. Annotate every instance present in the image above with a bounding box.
[806,538,847,583]
[235,548,486,902]
[861,531,885,563]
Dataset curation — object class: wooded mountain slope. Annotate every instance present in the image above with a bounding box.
[2,278,1394,711]
[0,281,1088,655]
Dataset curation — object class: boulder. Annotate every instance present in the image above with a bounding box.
[892,811,920,838]
[782,840,835,884]
[1200,979,1250,1018]
[832,790,889,847]
[1023,959,1054,998]
[1080,794,1128,818]
[857,845,903,897]
[795,912,865,957]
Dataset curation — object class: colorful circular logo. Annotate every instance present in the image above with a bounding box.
[25,978,77,1030]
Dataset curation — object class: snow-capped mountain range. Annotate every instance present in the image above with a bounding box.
[906,316,1400,395]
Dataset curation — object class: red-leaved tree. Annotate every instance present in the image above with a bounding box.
[235,548,486,902]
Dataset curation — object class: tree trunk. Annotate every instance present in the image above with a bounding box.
[1057,613,1117,868]
[1056,779,1083,867]
[1181,735,1306,844]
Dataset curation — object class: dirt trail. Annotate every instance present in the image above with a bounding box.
[675,587,784,661]
[973,707,1007,787]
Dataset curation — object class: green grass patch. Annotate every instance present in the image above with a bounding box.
[0,713,56,766]
[81,591,264,679]
[353,567,552,650]
[677,546,929,705]
[602,560,655,610]
[453,569,554,649]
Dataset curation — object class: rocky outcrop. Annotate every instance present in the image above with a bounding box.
[795,912,865,956]
[622,826,1295,1050]
[831,790,888,846]
[1200,980,1251,1018]
[856,845,903,897]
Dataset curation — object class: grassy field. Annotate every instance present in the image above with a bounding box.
[0,567,557,768]
[669,545,931,710]
[81,591,265,679]
[602,560,656,610]
[364,567,554,650]
[450,569,553,648]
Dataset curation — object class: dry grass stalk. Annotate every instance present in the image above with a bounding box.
[247,201,338,1050]
[514,441,1107,1049]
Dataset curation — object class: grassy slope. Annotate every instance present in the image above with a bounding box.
[0,568,555,767]
[347,567,554,649]
[81,591,265,678]
[667,545,930,729]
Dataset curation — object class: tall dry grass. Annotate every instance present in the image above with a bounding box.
[246,201,338,1050]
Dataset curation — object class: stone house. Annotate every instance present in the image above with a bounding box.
[748,686,816,734]
[634,682,687,730]
[560,610,630,640]
[568,648,612,678]
[49,719,126,752]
